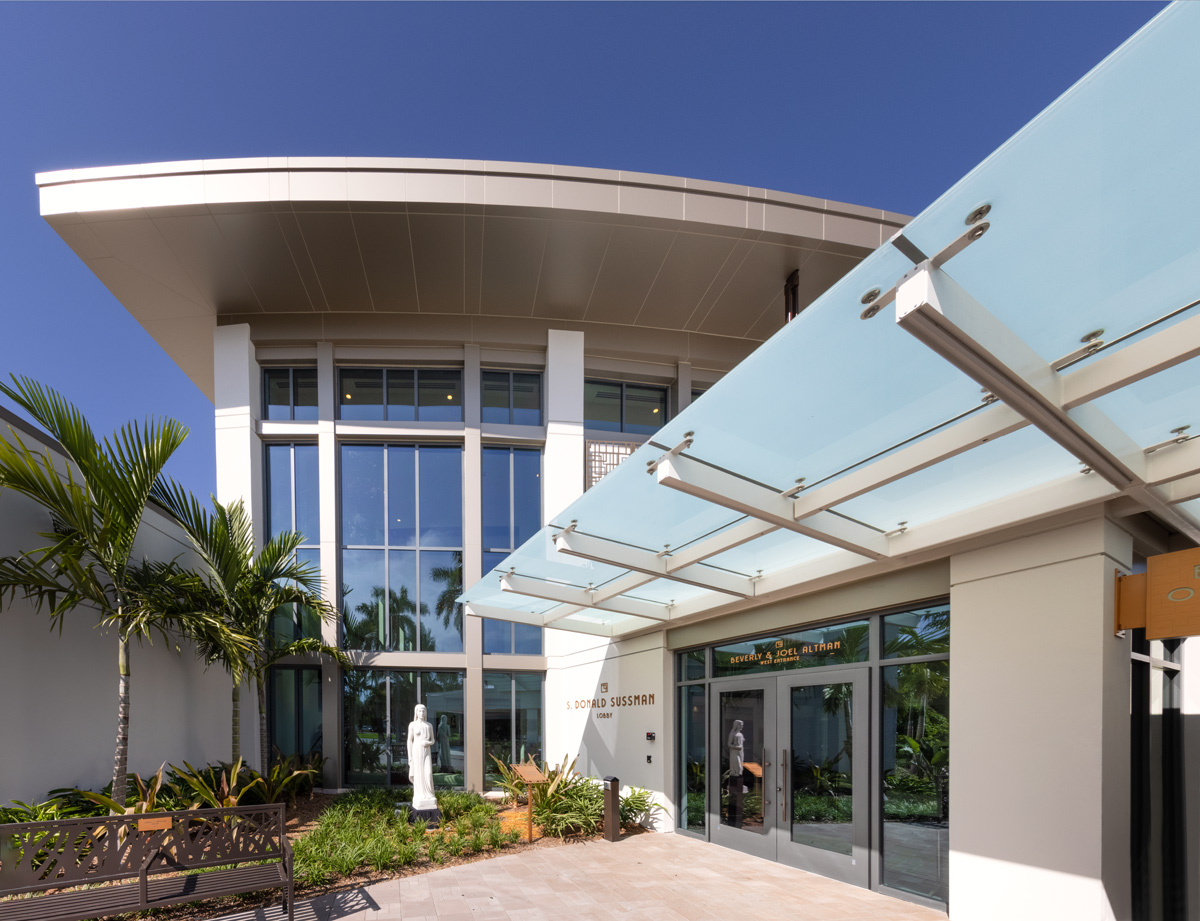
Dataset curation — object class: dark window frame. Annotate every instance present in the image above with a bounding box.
[338,367,464,422]
[263,367,318,421]
[584,379,669,434]
[482,369,544,426]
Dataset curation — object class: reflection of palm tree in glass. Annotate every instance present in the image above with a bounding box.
[821,623,869,762]
[343,584,434,651]
[429,552,464,644]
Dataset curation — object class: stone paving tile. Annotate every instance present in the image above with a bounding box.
[211,834,947,921]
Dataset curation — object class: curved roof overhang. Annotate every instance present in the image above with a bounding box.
[459,3,1200,638]
[36,158,906,399]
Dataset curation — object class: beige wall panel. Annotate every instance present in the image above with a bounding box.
[949,519,1132,921]
[637,232,742,331]
[478,216,548,318]
[532,222,614,322]
[409,214,466,314]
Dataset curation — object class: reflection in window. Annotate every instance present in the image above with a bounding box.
[584,380,668,435]
[679,685,706,832]
[882,661,949,902]
[342,669,466,789]
[481,447,542,654]
[883,605,949,658]
[339,368,463,422]
[269,666,322,759]
[483,672,544,789]
[263,368,318,421]
[266,444,322,642]
[340,445,463,652]
[482,371,543,425]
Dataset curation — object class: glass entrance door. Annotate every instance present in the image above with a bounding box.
[711,681,776,860]
[777,668,868,886]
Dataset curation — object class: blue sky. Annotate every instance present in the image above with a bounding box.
[0,1,1166,496]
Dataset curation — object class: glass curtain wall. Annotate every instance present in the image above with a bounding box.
[341,444,463,653]
[481,447,542,654]
[483,672,544,788]
[343,670,465,787]
[265,443,322,640]
[269,666,323,759]
[677,651,706,833]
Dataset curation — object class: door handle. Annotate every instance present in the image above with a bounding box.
[780,748,788,821]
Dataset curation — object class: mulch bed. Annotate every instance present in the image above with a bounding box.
[101,795,649,921]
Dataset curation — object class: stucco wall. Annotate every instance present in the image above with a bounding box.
[544,631,671,830]
[0,436,254,804]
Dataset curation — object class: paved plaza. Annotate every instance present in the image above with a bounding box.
[214,833,948,921]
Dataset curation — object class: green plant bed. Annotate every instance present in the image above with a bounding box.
[791,794,853,823]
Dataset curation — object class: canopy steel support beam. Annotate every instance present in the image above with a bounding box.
[896,265,1200,542]
[554,528,755,597]
[655,453,890,559]
[499,572,671,621]
[464,601,613,635]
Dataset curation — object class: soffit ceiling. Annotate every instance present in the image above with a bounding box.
[37,159,907,399]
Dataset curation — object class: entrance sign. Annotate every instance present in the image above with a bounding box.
[712,620,868,678]
[1115,547,1200,639]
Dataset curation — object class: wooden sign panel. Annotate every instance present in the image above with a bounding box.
[513,764,547,784]
[137,816,173,832]
[1147,547,1200,639]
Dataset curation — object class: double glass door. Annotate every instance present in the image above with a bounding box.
[711,669,868,885]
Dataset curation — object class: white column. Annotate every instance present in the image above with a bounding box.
[675,360,693,416]
[543,330,584,523]
[463,345,484,792]
[949,516,1133,921]
[316,341,342,789]
[213,324,263,542]
[213,323,262,767]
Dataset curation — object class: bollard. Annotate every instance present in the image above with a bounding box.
[603,776,620,842]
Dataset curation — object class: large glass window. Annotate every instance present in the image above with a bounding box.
[584,380,668,435]
[342,669,465,788]
[882,660,949,902]
[483,672,544,788]
[481,446,542,655]
[482,371,543,426]
[269,666,322,760]
[266,443,322,642]
[339,368,463,422]
[340,445,463,652]
[679,683,706,833]
[263,368,318,421]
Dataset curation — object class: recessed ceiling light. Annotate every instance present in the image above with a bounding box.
[447,394,453,400]
[345,394,352,400]
[652,408,659,413]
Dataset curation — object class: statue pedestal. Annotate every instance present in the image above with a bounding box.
[395,802,442,828]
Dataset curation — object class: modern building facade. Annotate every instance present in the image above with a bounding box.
[16,7,1200,920]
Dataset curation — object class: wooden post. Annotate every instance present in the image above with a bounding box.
[512,763,547,844]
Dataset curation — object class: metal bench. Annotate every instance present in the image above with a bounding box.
[0,803,293,921]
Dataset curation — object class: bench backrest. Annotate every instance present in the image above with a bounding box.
[0,804,287,897]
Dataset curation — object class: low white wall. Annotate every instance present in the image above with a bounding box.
[544,630,671,830]
[949,516,1133,921]
[0,455,254,804]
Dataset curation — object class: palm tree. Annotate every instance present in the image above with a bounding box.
[151,486,349,769]
[430,552,463,643]
[0,376,240,805]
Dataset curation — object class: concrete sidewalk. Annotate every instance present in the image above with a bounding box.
[215,833,948,921]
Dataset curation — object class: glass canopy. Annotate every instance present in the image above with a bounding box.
[461,4,1200,636]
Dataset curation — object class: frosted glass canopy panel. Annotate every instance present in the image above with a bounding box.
[898,5,1200,364]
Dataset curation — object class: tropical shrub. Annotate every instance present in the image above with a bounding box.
[618,786,661,828]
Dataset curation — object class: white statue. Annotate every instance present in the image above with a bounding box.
[407,703,437,810]
[727,719,745,776]
[437,713,452,771]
